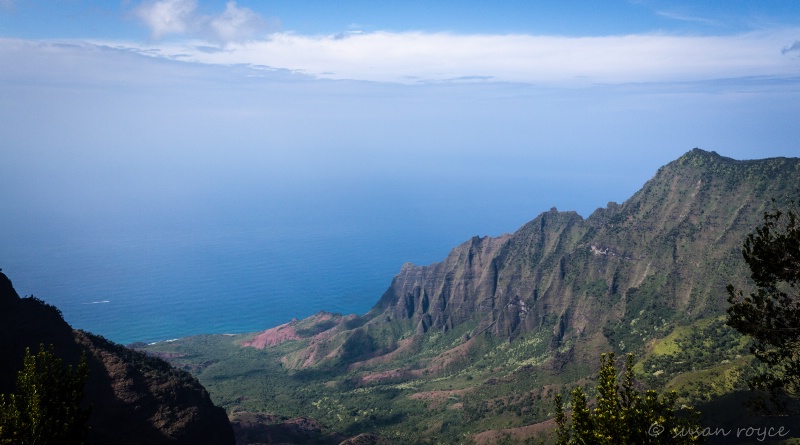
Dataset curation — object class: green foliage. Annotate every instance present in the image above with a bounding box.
[727,200,800,413]
[0,344,91,445]
[602,276,675,354]
[639,317,750,390]
[554,353,702,445]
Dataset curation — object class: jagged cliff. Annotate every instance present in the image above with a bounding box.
[279,149,799,367]
[0,271,235,445]
[371,150,796,347]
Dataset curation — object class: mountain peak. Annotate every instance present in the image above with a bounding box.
[674,148,731,166]
[684,147,719,157]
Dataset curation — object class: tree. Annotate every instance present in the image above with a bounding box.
[554,353,701,444]
[0,344,91,445]
[726,200,800,413]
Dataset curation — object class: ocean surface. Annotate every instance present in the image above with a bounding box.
[1,178,633,345]
[3,222,444,345]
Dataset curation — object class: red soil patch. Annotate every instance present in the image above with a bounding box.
[241,312,345,352]
[241,322,300,349]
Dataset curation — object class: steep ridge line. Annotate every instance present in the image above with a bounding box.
[273,148,800,370]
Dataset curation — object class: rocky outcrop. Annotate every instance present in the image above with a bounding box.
[240,322,301,349]
[0,271,235,445]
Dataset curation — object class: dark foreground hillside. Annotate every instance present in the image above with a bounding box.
[0,270,235,445]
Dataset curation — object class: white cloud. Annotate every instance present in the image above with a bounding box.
[135,0,198,39]
[134,0,267,43]
[207,1,265,43]
[132,28,800,86]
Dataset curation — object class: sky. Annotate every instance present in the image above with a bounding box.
[1,1,800,84]
[1,0,799,236]
[1,1,799,340]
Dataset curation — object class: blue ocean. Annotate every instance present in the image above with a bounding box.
[2,178,620,345]
[4,222,441,345]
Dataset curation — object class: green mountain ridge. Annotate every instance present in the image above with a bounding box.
[373,149,794,343]
[135,149,800,443]
[270,149,797,372]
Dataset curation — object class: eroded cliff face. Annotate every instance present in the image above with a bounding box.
[374,232,513,335]
[296,149,799,368]
[371,209,587,340]
[0,271,235,445]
